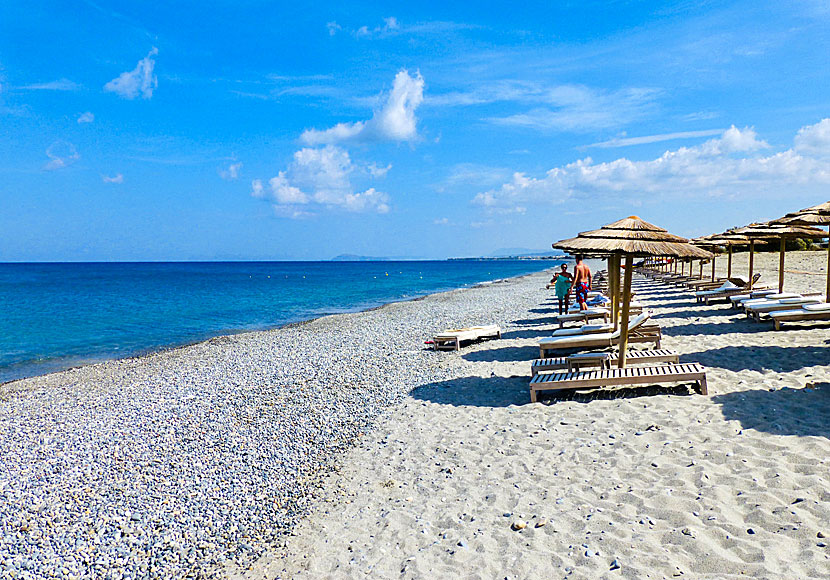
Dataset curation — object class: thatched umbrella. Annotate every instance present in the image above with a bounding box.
[771,201,830,302]
[693,233,754,281]
[727,222,828,293]
[554,216,712,368]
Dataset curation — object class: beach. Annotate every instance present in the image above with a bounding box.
[1,252,828,579]
[244,250,830,579]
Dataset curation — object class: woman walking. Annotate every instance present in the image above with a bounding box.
[552,263,573,315]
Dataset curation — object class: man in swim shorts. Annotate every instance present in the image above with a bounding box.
[572,254,592,311]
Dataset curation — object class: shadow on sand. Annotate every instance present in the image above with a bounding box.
[462,345,539,363]
[409,374,697,407]
[663,320,766,337]
[712,383,830,439]
[685,344,830,373]
[500,329,557,339]
[653,308,738,320]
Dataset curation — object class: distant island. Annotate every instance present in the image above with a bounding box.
[330,253,567,261]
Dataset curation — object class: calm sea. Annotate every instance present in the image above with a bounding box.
[0,260,559,383]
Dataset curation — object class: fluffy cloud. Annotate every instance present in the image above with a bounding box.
[102,173,124,183]
[251,145,390,216]
[220,162,243,180]
[77,111,95,124]
[43,141,80,171]
[300,70,424,145]
[794,118,830,157]
[104,47,158,99]
[474,122,830,212]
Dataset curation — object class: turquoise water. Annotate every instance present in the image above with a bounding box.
[0,260,558,383]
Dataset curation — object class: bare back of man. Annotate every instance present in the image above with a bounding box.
[572,256,592,311]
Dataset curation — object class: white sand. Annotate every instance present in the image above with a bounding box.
[238,251,830,580]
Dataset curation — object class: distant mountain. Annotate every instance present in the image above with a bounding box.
[488,248,566,258]
[330,254,391,261]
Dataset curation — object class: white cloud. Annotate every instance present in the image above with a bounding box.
[104,47,158,99]
[433,217,450,225]
[488,86,661,132]
[220,161,243,180]
[331,18,471,39]
[251,145,390,216]
[367,162,392,178]
[300,70,424,145]
[354,16,401,38]
[43,141,80,171]
[20,79,81,91]
[268,172,308,204]
[102,173,124,183]
[474,122,830,211]
[588,129,724,148]
[77,111,94,124]
[794,118,830,157]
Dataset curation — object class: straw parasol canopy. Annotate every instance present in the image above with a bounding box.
[694,232,758,281]
[554,216,712,369]
[726,222,828,293]
[770,201,830,301]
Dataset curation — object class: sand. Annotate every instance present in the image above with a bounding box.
[240,251,830,580]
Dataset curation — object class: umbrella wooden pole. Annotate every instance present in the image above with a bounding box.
[711,256,716,281]
[611,254,620,329]
[617,254,634,369]
[698,260,703,279]
[827,226,830,303]
[748,241,755,288]
[727,246,732,278]
[778,237,786,293]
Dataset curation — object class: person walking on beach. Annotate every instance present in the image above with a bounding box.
[552,264,573,315]
[572,255,592,311]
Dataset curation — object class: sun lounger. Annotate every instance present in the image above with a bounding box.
[729,289,778,308]
[529,362,708,401]
[530,348,680,376]
[538,313,660,357]
[745,296,823,320]
[433,325,501,351]
[770,303,830,330]
[737,292,819,312]
[550,322,614,337]
[554,308,610,328]
[695,274,762,304]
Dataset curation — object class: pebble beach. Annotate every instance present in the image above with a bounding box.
[2,252,829,579]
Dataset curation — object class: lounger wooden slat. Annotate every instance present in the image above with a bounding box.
[529,362,708,402]
[531,349,680,376]
[770,306,830,330]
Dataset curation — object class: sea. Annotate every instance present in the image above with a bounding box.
[0,260,561,383]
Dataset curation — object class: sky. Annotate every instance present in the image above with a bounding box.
[1,0,829,261]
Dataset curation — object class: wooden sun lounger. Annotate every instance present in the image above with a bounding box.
[529,362,707,401]
[770,304,830,330]
[554,309,610,328]
[729,289,778,308]
[539,326,662,358]
[745,297,823,321]
[531,348,680,376]
[433,325,501,351]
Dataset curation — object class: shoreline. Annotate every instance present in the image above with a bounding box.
[0,268,554,387]
[0,267,559,578]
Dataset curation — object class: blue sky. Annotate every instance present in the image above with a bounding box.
[1,1,829,260]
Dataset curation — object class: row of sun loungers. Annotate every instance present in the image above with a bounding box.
[644,264,830,331]
[433,271,710,401]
